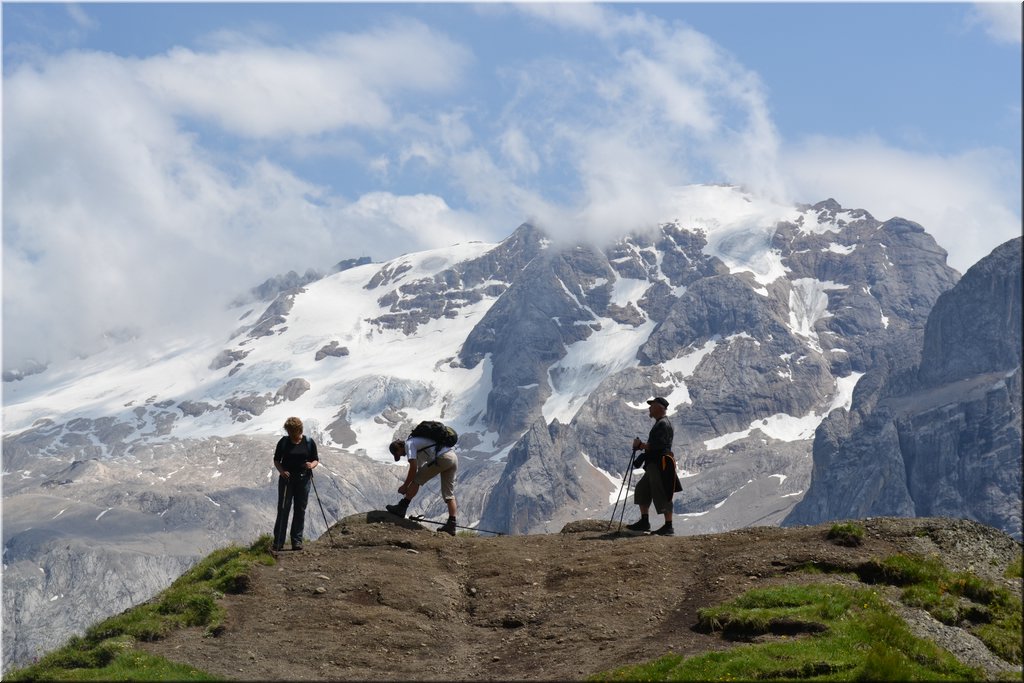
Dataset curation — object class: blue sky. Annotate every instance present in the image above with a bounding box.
[2,2,1021,373]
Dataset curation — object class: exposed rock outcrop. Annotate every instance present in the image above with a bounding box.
[787,237,1022,539]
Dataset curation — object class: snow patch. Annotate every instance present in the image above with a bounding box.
[610,277,651,308]
[543,319,655,424]
[583,452,637,505]
[788,278,848,351]
[656,338,720,407]
[829,372,864,413]
[705,412,820,450]
[794,207,859,235]
[488,441,516,463]
[666,185,798,286]
[704,372,864,451]
[662,338,719,377]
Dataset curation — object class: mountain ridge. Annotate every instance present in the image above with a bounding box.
[124,514,1020,681]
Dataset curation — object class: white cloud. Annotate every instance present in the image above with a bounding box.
[65,4,98,31]
[3,5,1019,376]
[512,2,611,36]
[620,50,717,133]
[481,8,787,244]
[967,2,1022,45]
[1,25,476,372]
[136,20,470,138]
[499,6,1016,271]
[547,127,686,242]
[337,192,483,253]
[499,127,540,176]
[782,135,1021,272]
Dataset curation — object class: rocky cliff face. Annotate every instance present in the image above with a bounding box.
[786,237,1022,540]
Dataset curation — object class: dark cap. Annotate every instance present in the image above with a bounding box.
[647,397,669,408]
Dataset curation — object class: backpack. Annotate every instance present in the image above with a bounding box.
[409,420,458,449]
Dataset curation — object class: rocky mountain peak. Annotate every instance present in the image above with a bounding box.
[918,236,1022,387]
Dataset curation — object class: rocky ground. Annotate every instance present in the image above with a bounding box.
[141,514,1022,681]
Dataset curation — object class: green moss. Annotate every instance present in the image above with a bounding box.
[827,522,866,547]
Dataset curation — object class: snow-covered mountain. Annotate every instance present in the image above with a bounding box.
[2,184,967,670]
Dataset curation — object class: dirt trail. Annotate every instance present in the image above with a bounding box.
[141,514,1022,681]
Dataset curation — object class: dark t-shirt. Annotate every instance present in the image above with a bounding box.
[646,416,674,462]
[274,436,318,474]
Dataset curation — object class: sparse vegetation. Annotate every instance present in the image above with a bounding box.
[595,583,982,681]
[857,552,947,586]
[826,521,865,547]
[595,550,1022,681]
[854,553,1023,664]
[5,536,275,682]
[1006,553,1023,579]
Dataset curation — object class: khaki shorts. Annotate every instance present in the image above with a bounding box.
[413,450,458,501]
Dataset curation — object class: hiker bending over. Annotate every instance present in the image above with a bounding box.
[272,417,319,551]
[386,431,459,536]
[627,397,680,536]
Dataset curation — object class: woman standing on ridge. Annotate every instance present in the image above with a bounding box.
[272,417,319,551]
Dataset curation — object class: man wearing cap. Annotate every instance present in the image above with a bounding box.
[627,396,678,535]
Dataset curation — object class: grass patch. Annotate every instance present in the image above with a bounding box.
[695,585,848,638]
[1006,553,1023,580]
[857,553,947,586]
[7,646,219,682]
[594,584,981,681]
[853,553,1023,665]
[6,535,275,682]
[826,522,865,547]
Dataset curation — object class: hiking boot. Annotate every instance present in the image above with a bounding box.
[292,542,303,551]
[385,499,409,518]
[653,523,674,536]
[272,544,283,552]
[439,518,457,536]
[625,518,650,532]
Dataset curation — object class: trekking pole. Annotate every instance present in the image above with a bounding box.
[309,469,336,547]
[617,461,637,533]
[608,449,638,530]
[408,514,504,536]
